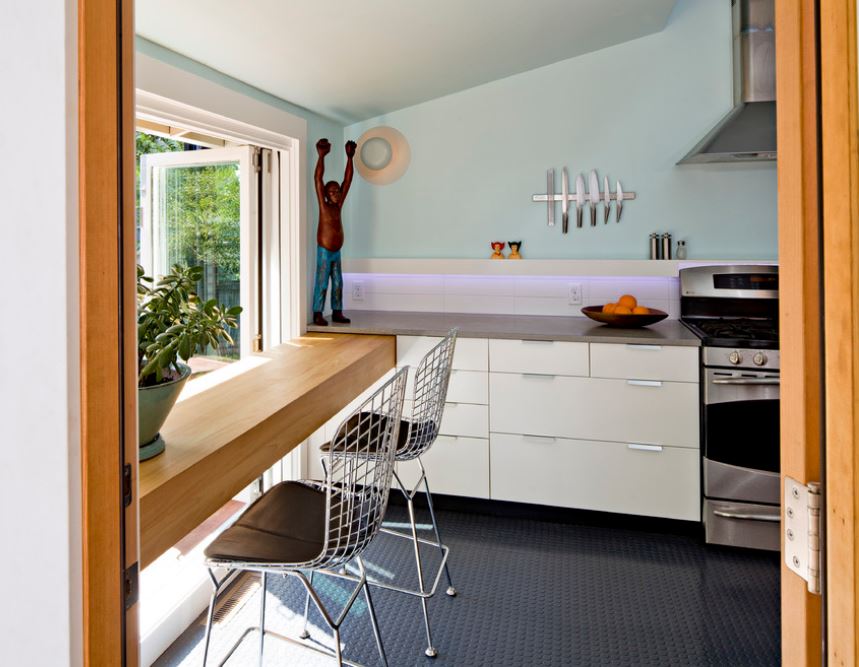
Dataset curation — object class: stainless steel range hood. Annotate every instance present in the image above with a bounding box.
[678,0,776,164]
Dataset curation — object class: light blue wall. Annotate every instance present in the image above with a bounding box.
[135,37,344,313]
[343,0,777,261]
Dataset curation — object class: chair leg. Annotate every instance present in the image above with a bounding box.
[333,627,343,666]
[258,571,267,666]
[360,567,388,667]
[407,497,438,658]
[202,569,221,667]
[422,474,456,597]
[299,569,314,639]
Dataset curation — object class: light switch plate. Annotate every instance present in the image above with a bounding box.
[352,281,365,301]
[568,283,582,305]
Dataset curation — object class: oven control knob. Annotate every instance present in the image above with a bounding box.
[753,352,768,367]
[728,350,742,365]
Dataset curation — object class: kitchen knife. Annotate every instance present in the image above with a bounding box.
[574,174,585,228]
[547,169,555,227]
[616,180,624,223]
[588,170,600,227]
[561,167,569,234]
[603,175,611,224]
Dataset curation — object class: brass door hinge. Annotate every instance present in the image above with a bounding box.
[252,334,263,353]
[784,477,821,594]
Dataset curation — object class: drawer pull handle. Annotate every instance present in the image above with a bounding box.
[522,434,557,443]
[521,373,556,379]
[521,339,555,344]
[627,444,663,452]
[625,344,663,351]
[626,380,663,387]
[713,510,780,523]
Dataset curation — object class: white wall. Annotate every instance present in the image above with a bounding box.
[0,1,81,666]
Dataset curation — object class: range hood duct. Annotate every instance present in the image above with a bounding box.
[678,0,775,164]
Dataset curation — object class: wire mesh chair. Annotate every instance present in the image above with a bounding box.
[201,365,409,667]
[320,329,459,658]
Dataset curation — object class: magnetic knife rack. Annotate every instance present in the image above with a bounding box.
[532,168,636,229]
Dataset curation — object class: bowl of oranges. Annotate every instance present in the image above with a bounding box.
[581,294,668,328]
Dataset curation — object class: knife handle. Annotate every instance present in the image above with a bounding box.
[547,169,555,227]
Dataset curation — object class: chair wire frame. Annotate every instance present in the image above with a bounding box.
[202,366,409,667]
[322,328,459,659]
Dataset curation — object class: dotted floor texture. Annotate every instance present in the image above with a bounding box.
[154,503,780,666]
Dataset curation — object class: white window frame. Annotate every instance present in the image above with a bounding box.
[136,86,307,345]
[139,146,258,358]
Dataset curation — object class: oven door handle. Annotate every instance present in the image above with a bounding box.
[711,377,780,385]
[713,509,780,522]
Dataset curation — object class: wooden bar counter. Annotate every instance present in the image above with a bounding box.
[139,333,394,569]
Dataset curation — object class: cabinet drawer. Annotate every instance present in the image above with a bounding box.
[446,369,488,404]
[397,336,487,371]
[440,402,488,438]
[490,433,700,521]
[396,436,489,498]
[489,339,589,376]
[590,343,699,383]
[489,373,699,448]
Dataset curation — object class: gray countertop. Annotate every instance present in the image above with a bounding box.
[307,310,701,346]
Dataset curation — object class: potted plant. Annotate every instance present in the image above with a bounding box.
[137,264,242,461]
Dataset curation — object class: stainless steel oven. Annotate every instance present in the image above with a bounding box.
[702,358,780,550]
[680,265,780,551]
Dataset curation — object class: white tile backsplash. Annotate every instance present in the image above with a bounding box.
[342,273,681,318]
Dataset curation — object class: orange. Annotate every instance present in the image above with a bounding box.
[632,306,649,314]
[618,294,637,309]
[602,303,617,313]
[614,305,632,315]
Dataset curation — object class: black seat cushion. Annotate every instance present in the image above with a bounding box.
[320,412,437,457]
[204,481,326,565]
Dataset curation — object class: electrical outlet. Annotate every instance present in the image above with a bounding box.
[351,281,365,301]
[568,283,583,305]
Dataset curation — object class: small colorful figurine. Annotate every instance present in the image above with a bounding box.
[508,241,522,260]
[490,241,506,259]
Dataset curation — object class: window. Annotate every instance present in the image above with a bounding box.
[136,131,260,369]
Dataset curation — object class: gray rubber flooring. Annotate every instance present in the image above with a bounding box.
[154,503,780,666]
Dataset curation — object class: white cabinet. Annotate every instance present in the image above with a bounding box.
[446,369,488,404]
[397,336,487,371]
[490,433,700,521]
[590,343,699,383]
[489,373,699,448]
[440,402,489,439]
[306,333,700,520]
[397,435,490,498]
[489,339,588,376]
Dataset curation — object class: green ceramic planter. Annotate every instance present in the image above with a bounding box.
[138,363,191,461]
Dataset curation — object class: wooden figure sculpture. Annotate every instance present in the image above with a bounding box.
[312,138,356,326]
[490,241,506,260]
[508,241,523,259]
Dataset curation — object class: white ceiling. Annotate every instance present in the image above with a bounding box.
[136,0,678,124]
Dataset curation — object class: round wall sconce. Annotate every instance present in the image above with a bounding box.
[355,126,410,185]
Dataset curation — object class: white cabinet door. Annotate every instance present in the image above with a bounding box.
[590,343,699,383]
[490,433,700,521]
[397,336,488,371]
[440,403,488,438]
[489,373,699,448]
[446,369,488,404]
[489,339,589,376]
[396,436,490,498]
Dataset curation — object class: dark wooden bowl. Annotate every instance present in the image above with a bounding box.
[581,305,669,328]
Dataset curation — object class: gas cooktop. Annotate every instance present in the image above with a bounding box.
[680,317,779,349]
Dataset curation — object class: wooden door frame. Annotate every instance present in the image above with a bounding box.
[779,0,859,664]
[79,0,138,664]
[776,2,824,664]
[820,0,859,663]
